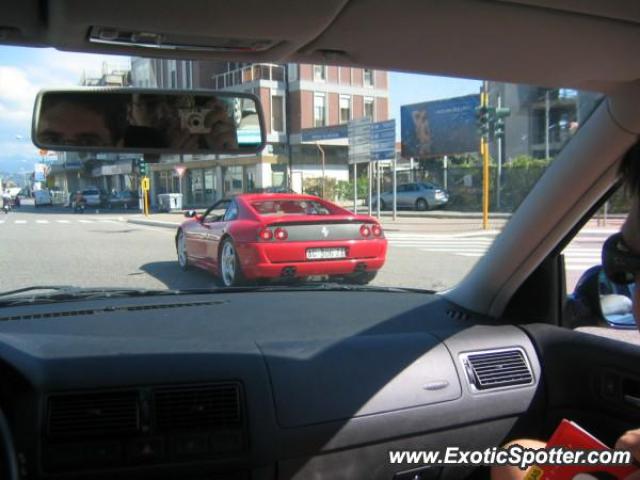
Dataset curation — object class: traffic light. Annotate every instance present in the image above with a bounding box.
[495,107,511,119]
[493,107,510,140]
[476,106,490,137]
[137,158,148,176]
[494,119,505,140]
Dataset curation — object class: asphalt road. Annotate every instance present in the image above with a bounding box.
[0,203,608,294]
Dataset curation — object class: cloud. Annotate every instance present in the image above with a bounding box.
[0,48,130,172]
[0,66,39,112]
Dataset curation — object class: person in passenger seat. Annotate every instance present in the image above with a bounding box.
[492,145,640,480]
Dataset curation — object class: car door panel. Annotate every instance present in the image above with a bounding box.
[523,323,640,444]
[396,185,408,207]
[185,222,207,261]
[203,221,227,268]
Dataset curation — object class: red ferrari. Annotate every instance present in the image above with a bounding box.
[176,194,387,287]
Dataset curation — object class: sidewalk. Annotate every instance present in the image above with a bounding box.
[126,209,626,235]
[125,210,509,233]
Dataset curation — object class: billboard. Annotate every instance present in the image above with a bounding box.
[401,94,480,158]
[34,163,47,182]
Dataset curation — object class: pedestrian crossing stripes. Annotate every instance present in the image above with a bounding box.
[385,232,607,271]
[0,218,122,226]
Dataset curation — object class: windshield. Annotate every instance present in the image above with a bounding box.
[0,47,603,294]
[252,200,333,216]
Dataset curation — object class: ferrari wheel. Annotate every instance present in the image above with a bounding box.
[219,239,245,287]
[177,230,189,270]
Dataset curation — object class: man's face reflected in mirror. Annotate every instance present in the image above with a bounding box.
[34,90,260,152]
[37,100,116,147]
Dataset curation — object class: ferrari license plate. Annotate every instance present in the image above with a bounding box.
[306,247,347,260]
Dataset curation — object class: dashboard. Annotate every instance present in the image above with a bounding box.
[0,291,544,480]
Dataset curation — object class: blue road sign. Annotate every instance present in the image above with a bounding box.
[301,124,349,142]
[370,119,396,161]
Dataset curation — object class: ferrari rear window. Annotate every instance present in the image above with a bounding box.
[252,200,334,216]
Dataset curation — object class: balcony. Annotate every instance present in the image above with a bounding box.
[212,64,285,90]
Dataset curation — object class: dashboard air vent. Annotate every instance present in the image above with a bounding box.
[154,383,241,432]
[462,349,533,390]
[47,391,139,438]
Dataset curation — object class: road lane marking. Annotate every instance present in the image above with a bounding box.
[36,220,49,224]
[14,220,26,224]
[78,220,93,223]
[56,220,71,224]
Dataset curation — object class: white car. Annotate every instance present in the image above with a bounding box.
[33,189,52,207]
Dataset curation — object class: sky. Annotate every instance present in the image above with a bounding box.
[0,45,480,174]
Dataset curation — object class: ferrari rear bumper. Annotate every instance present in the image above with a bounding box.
[236,240,387,279]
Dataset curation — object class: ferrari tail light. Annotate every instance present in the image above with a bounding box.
[274,227,288,241]
[359,224,371,238]
[372,224,382,237]
[258,228,273,241]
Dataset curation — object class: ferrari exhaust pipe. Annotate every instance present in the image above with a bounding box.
[281,266,297,278]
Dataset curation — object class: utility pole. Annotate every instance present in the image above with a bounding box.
[443,155,448,191]
[481,81,490,230]
[353,163,357,214]
[496,95,502,210]
[316,142,325,199]
[368,162,372,216]
[544,90,550,159]
[284,63,294,189]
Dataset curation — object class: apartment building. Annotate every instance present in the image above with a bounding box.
[214,63,390,193]
[130,57,390,208]
[487,83,601,162]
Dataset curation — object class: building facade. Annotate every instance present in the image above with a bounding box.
[487,83,601,162]
[130,58,390,208]
[49,62,139,199]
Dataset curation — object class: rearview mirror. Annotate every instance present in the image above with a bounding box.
[32,88,265,155]
[184,210,198,218]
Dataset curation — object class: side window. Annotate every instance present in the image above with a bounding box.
[397,185,407,193]
[223,201,239,222]
[564,188,637,342]
[408,184,419,192]
[203,200,230,223]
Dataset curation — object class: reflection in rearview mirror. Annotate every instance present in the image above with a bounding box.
[32,89,265,154]
[598,269,637,329]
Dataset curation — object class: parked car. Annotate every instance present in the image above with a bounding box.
[176,194,387,287]
[33,189,52,207]
[371,182,449,211]
[80,187,107,207]
[107,191,139,209]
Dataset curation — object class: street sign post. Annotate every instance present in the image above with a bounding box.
[370,120,395,219]
[348,118,396,217]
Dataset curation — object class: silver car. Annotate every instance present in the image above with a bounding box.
[81,188,107,207]
[372,182,448,211]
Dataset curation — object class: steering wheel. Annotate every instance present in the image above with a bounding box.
[0,408,18,480]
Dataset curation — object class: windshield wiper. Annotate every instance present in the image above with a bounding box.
[0,285,76,298]
[0,287,182,307]
[0,284,434,308]
[171,284,435,294]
